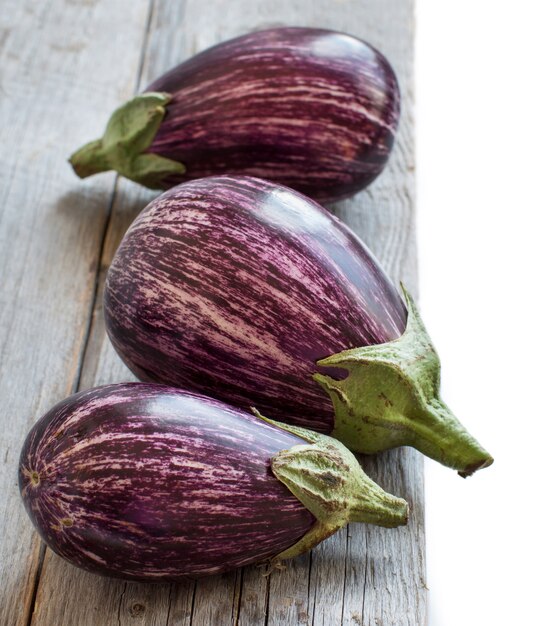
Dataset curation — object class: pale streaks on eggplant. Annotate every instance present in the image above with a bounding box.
[104,176,407,432]
[146,27,400,203]
[19,384,315,581]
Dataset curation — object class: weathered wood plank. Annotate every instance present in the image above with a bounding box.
[236,564,270,625]
[266,555,311,625]
[362,451,426,626]
[307,528,348,625]
[0,1,154,624]
[191,572,240,625]
[6,0,424,624]
[165,581,195,626]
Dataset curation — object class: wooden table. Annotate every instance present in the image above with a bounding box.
[0,1,425,624]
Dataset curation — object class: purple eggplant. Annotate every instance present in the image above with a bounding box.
[104,176,493,477]
[69,27,399,203]
[19,383,407,581]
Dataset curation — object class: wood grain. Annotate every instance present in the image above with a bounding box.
[0,1,153,624]
[0,0,425,624]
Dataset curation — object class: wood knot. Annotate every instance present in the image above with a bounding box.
[129,603,146,617]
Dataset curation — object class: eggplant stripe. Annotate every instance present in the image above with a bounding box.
[104,176,406,432]
[19,384,316,580]
[143,27,399,201]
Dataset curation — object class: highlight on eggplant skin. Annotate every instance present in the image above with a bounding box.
[69,27,400,203]
[104,176,493,476]
[18,383,408,581]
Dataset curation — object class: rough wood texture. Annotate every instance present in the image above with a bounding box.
[0,1,152,625]
[0,0,424,624]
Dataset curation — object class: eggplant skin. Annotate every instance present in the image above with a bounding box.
[19,384,315,581]
[146,27,400,203]
[104,176,407,433]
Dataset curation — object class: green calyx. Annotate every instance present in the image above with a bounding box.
[256,414,408,563]
[314,285,493,477]
[68,92,185,189]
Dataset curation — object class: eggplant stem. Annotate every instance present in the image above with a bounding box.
[68,92,185,189]
[314,285,493,475]
[256,416,409,564]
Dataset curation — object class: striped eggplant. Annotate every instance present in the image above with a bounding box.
[19,383,407,581]
[104,176,493,477]
[69,27,399,203]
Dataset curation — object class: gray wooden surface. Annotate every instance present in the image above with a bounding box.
[0,1,425,624]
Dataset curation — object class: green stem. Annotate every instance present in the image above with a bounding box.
[314,285,493,477]
[68,92,185,189]
[254,415,408,563]
[69,139,112,178]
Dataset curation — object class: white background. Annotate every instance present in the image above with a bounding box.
[416,1,547,624]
